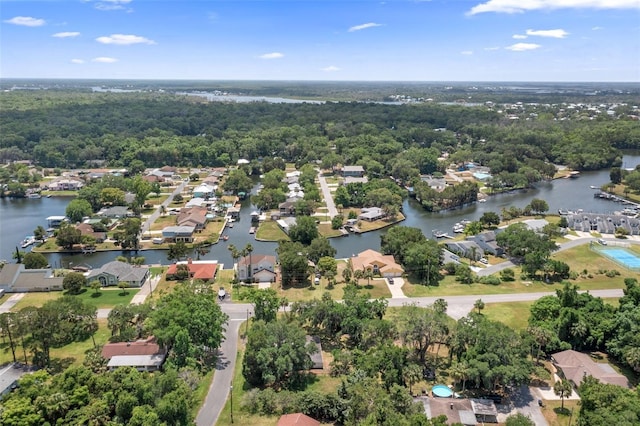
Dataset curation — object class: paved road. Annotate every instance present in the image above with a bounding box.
[195,288,624,425]
[0,293,25,313]
[317,172,338,219]
[510,385,549,426]
[140,180,187,235]
[196,303,251,426]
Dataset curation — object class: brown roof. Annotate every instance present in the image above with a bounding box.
[277,413,320,426]
[552,350,630,388]
[238,254,276,267]
[177,206,208,227]
[102,337,165,359]
[350,249,404,275]
[166,260,218,281]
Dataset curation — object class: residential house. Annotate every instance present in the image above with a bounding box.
[102,336,167,372]
[287,189,304,199]
[226,206,241,219]
[444,240,484,261]
[86,261,150,288]
[279,201,297,216]
[237,254,277,282]
[148,167,178,179]
[552,350,630,388]
[185,197,206,208]
[97,206,133,219]
[202,175,219,185]
[285,171,301,179]
[350,249,404,278]
[165,259,218,282]
[307,336,323,370]
[420,176,447,192]
[142,175,165,184]
[277,413,320,426]
[162,225,196,243]
[75,223,106,243]
[276,217,297,234]
[341,165,365,177]
[47,178,84,191]
[177,206,208,231]
[193,183,216,199]
[0,264,64,293]
[469,231,503,257]
[46,216,67,228]
[358,207,385,222]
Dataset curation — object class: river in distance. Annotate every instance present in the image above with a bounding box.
[2,156,639,269]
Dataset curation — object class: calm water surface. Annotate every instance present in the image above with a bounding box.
[2,157,639,268]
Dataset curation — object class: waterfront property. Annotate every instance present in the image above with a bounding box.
[86,261,150,288]
[162,225,196,243]
[0,263,63,293]
[565,212,640,236]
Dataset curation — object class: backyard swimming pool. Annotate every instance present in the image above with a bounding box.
[432,384,454,398]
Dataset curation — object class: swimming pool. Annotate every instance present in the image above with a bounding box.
[597,247,640,270]
[432,384,453,398]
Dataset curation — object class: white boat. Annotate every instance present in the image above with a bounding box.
[27,193,42,199]
[21,236,36,248]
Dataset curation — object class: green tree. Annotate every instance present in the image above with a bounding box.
[148,281,228,362]
[55,223,83,250]
[118,281,129,295]
[307,237,336,265]
[278,241,311,287]
[33,225,47,242]
[90,280,101,295]
[100,187,126,206]
[167,241,189,262]
[528,198,549,215]
[66,198,93,223]
[479,211,501,228]
[505,413,535,426]
[553,379,573,409]
[23,252,48,269]
[288,215,319,245]
[243,320,315,390]
[474,299,485,315]
[113,217,142,250]
[241,288,281,323]
[63,272,87,294]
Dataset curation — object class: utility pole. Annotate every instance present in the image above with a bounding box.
[230,382,234,424]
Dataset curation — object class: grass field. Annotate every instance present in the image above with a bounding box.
[255,220,289,241]
[482,301,533,330]
[72,287,139,308]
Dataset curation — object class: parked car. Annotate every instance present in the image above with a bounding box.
[388,277,395,285]
[597,238,607,245]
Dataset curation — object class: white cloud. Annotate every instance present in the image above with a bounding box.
[96,34,156,45]
[92,57,118,63]
[484,46,500,50]
[259,52,284,59]
[71,59,85,64]
[592,26,604,30]
[348,22,382,32]
[94,0,133,11]
[526,29,569,38]
[469,0,640,15]
[506,42,541,51]
[461,50,473,55]
[513,34,528,39]
[53,32,80,38]
[321,66,341,72]
[4,16,45,27]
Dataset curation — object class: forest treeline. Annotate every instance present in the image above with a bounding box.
[1,91,639,177]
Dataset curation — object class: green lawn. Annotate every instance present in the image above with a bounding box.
[255,220,289,241]
[483,301,533,330]
[71,287,140,308]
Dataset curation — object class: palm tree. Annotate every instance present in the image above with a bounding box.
[450,361,470,392]
[244,243,254,280]
[364,269,374,286]
[353,269,364,285]
[474,298,485,315]
[342,267,352,284]
[553,379,573,409]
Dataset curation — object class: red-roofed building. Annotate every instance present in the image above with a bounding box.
[277,413,320,426]
[101,336,165,359]
[166,259,218,282]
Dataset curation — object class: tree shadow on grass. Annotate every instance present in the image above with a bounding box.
[90,292,103,298]
[554,407,571,416]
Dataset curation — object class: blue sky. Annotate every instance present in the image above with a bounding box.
[1,0,639,82]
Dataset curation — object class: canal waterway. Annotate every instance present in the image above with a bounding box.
[3,156,640,268]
